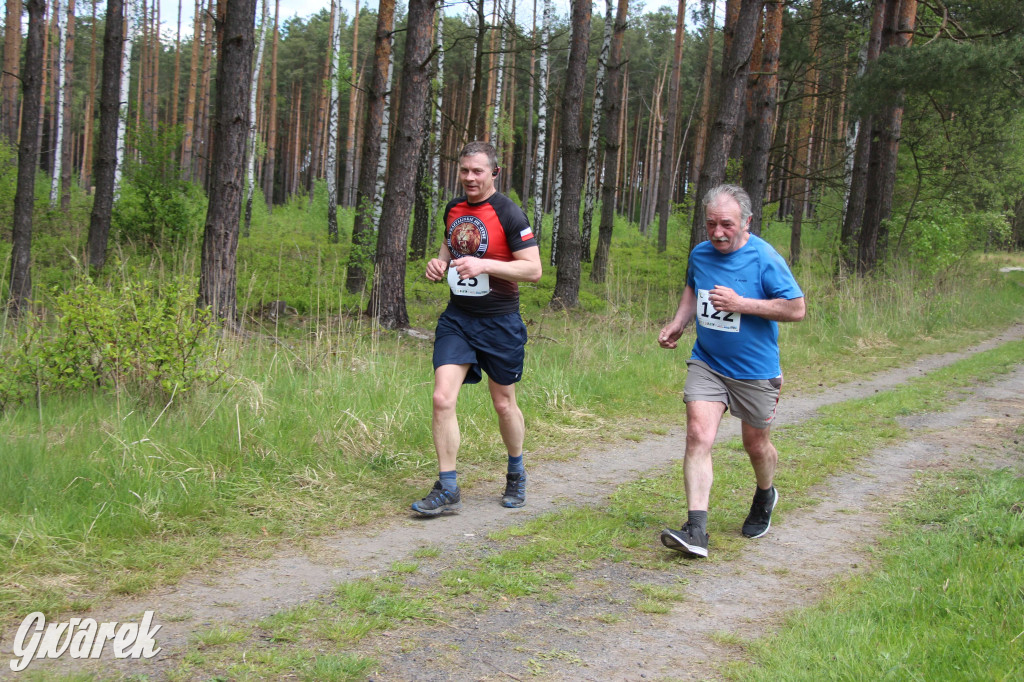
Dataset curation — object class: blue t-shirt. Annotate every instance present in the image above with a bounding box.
[685,234,803,380]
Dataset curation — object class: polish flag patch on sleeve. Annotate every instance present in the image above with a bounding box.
[520,227,534,240]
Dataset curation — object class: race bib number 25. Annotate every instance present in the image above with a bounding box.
[448,267,491,297]
[696,288,741,332]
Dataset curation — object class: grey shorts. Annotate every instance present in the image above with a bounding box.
[684,359,782,428]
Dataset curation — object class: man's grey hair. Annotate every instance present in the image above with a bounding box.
[702,184,753,224]
[459,141,499,170]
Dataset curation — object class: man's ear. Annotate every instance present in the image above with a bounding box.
[492,167,500,177]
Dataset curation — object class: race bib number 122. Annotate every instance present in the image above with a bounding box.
[448,267,491,297]
[696,288,741,332]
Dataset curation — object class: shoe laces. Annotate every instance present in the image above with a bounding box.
[504,473,525,497]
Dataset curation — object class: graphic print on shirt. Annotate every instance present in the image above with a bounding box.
[448,215,489,258]
[446,215,492,296]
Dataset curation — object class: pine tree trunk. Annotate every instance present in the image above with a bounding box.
[789,0,820,266]
[180,0,202,178]
[550,0,591,310]
[346,0,395,294]
[263,0,278,207]
[8,0,45,314]
[367,0,437,329]
[688,0,760,252]
[466,0,486,140]
[656,0,685,253]
[1,0,21,146]
[521,0,536,205]
[592,0,628,283]
[690,0,716,188]
[81,0,98,192]
[86,0,125,271]
[857,0,915,274]
[170,0,182,127]
[741,0,782,236]
[198,0,257,324]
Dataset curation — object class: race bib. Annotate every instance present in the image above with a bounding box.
[448,267,491,297]
[696,288,741,332]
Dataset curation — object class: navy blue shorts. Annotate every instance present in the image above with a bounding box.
[433,305,528,385]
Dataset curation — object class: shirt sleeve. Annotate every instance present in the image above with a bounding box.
[760,248,804,300]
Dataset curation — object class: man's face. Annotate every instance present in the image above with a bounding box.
[459,152,496,203]
[705,196,751,254]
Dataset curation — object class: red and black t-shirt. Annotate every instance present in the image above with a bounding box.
[444,191,538,316]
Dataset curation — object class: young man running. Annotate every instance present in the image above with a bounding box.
[411,141,542,516]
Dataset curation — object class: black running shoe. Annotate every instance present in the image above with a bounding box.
[660,522,709,558]
[501,472,527,508]
[742,486,778,538]
[411,481,462,516]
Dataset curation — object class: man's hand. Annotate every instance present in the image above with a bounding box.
[426,258,449,282]
[707,285,743,313]
[658,318,687,349]
[449,256,489,280]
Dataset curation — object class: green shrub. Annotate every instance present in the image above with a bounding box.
[112,125,206,249]
[0,273,225,410]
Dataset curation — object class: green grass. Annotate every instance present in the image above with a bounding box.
[730,467,1024,682]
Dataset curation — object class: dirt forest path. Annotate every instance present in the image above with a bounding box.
[4,325,1024,681]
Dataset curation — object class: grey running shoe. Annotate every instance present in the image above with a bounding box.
[742,487,778,538]
[411,481,462,516]
[501,472,527,508]
[660,522,709,558]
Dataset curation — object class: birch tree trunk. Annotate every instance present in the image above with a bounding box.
[243,0,269,237]
[325,0,343,242]
[58,0,74,210]
[429,12,443,238]
[591,0,629,283]
[345,0,395,294]
[49,0,66,208]
[343,0,359,206]
[489,0,505,145]
[581,0,614,262]
[550,0,591,310]
[8,0,45,314]
[367,0,438,329]
[198,0,257,324]
[371,48,393,227]
[531,0,552,241]
[114,0,137,195]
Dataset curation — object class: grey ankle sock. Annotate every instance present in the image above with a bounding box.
[687,510,708,535]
